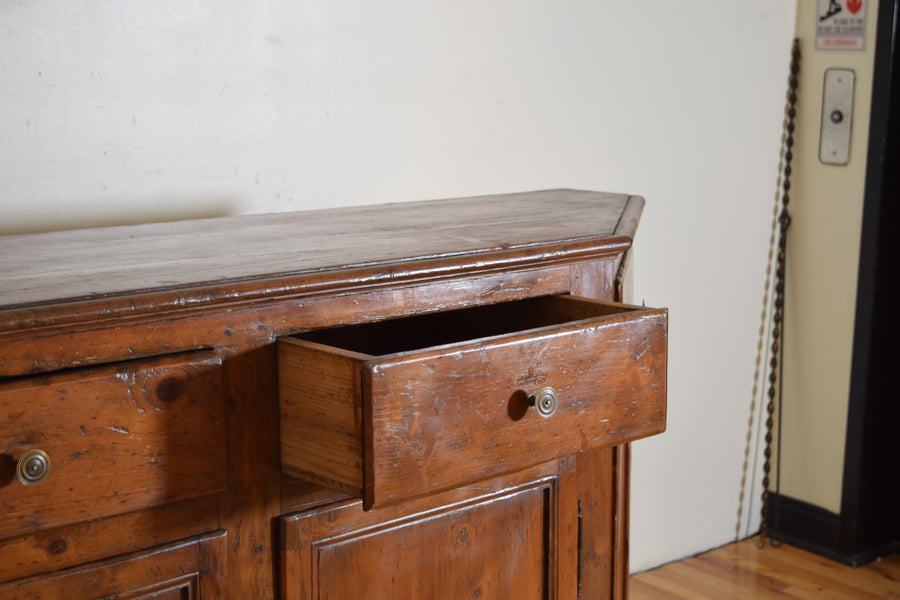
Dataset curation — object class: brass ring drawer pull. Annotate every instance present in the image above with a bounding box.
[16,449,51,486]
[529,386,559,418]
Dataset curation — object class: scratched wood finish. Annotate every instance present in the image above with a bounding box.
[0,190,633,316]
[0,191,660,599]
[0,266,572,378]
[219,343,284,596]
[0,352,226,540]
[279,295,667,508]
[280,462,572,600]
[309,488,548,599]
[0,531,227,600]
[570,258,633,600]
[0,495,220,583]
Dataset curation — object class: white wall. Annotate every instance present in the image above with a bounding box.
[0,1,796,571]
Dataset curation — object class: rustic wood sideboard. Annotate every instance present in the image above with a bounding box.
[0,189,667,599]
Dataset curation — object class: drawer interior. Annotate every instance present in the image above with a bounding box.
[295,294,628,356]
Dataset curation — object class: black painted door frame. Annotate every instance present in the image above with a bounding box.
[839,0,900,565]
[768,0,900,566]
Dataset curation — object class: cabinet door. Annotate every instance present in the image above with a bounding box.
[0,531,226,600]
[280,463,581,600]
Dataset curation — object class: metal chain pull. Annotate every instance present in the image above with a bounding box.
[759,38,800,548]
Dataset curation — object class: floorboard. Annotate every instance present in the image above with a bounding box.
[630,537,900,599]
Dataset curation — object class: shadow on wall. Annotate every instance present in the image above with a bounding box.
[1,196,240,236]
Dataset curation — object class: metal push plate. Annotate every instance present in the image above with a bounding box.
[819,68,855,165]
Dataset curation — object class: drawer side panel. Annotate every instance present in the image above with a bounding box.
[279,339,365,496]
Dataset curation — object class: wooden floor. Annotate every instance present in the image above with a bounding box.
[630,537,900,599]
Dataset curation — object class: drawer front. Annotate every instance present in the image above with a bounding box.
[0,531,226,600]
[280,295,667,508]
[0,352,226,540]
[365,303,666,506]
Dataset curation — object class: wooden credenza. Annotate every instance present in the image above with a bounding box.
[0,189,667,599]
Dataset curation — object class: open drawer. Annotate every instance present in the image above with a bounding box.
[278,295,667,509]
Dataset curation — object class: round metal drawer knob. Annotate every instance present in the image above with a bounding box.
[16,449,51,486]
[529,386,559,418]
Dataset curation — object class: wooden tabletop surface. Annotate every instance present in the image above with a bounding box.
[0,189,640,311]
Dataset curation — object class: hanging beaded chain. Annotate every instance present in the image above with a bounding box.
[759,38,800,548]
[735,53,791,544]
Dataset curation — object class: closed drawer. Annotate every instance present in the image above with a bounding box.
[0,352,226,540]
[279,295,667,509]
[0,530,226,599]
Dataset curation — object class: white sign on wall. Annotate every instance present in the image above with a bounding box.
[816,0,867,50]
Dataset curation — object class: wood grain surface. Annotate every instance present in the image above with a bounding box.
[0,352,226,540]
[630,537,900,599]
[0,531,227,600]
[363,300,666,508]
[0,190,659,599]
[280,463,569,600]
[278,295,667,508]
[0,190,634,310]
